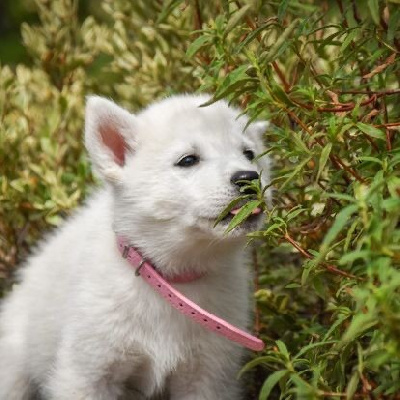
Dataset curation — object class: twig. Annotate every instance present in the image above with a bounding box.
[284,232,313,259]
[319,391,367,398]
[272,61,290,92]
[325,264,360,280]
[192,0,202,31]
[338,89,400,95]
[382,96,392,151]
[375,122,400,128]
[330,155,366,183]
[292,94,378,113]
[335,0,348,28]
[283,232,363,281]
[351,0,361,24]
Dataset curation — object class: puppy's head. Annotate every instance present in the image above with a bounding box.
[85,95,270,247]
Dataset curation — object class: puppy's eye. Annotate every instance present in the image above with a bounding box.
[176,154,200,167]
[243,149,255,161]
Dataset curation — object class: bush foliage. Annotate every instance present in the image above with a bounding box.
[1,0,400,398]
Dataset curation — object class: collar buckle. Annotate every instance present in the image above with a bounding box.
[122,245,130,259]
[135,259,146,277]
[122,245,146,277]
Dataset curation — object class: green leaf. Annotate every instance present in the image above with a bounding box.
[226,199,262,233]
[259,370,289,400]
[388,7,400,42]
[277,0,290,23]
[224,5,251,37]
[341,28,359,52]
[295,340,337,359]
[271,84,294,106]
[325,192,356,202]
[186,35,212,58]
[316,142,332,182]
[301,259,315,286]
[339,250,372,265]
[214,196,250,227]
[285,206,305,222]
[280,157,312,191]
[235,21,277,53]
[323,315,350,341]
[157,0,184,23]
[356,122,386,140]
[285,283,301,289]
[262,19,299,63]
[291,132,311,155]
[238,356,286,377]
[342,313,377,342]
[201,65,256,106]
[382,198,400,211]
[320,204,358,255]
[358,156,383,166]
[367,0,380,25]
[276,340,290,359]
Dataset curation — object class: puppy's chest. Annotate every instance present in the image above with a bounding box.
[125,269,249,350]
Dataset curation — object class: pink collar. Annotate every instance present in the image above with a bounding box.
[116,237,265,352]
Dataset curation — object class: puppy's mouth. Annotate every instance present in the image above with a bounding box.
[229,206,262,216]
[219,202,263,225]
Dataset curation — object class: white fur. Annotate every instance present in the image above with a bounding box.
[0,94,270,400]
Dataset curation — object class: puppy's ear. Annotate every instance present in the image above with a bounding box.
[246,120,269,139]
[85,96,137,183]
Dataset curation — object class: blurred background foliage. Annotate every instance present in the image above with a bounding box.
[1,0,400,398]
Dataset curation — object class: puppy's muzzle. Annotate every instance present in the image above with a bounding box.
[230,170,259,195]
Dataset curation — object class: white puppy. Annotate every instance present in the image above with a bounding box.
[0,94,269,400]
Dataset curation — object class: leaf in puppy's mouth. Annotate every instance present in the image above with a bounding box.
[229,205,261,216]
[213,196,250,227]
[225,199,262,233]
[214,196,262,231]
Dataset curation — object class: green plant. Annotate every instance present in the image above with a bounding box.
[187,1,400,398]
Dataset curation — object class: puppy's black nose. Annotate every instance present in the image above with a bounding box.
[231,170,259,194]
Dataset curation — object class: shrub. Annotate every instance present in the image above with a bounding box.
[191,2,400,398]
[1,0,400,398]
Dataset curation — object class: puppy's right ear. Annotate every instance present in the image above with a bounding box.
[85,96,137,183]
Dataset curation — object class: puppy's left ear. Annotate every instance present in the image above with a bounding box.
[85,96,137,183]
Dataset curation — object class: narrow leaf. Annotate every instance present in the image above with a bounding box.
[346,372,360,400]
[276,340,290,359]
[341,29,359,52]
[214,196,250,227]
[259,370,289,400]
[277,0,290,23]
[316,142,332,182]
[224,5,251,36]
[295,340,337,359]
[280,157,311,191]
[356,122,386,140]
[238,356,286,378]
[367,0,380,25]
[186,35,211,58]
[226,200,262,233]
[319,204,358,255]
[342,313,377,342]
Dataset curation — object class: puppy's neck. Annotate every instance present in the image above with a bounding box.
[114,225,247,279]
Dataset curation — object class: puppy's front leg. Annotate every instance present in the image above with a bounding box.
[44,335,126,400]
[169,344,244,400]
[46,361,122,400]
